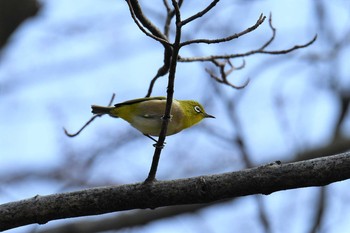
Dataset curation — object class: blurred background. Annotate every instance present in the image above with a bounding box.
[1,0,350,232]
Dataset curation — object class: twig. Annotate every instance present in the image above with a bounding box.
[180,13,265,47]
[126,0,171,47]
[259,35,318,54]
[179,12,316,63]
[205,59,249,89]
[163,0,171,13]
[63,115,102,137]
[63,93,116,137]
[259,13,276,50]
[179,34,317,62]
[181,0,220,26]
[163,0,173,38]
[145,45,174,97]
[163,0,183,38]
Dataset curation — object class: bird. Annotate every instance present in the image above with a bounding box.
[91,96,214,140]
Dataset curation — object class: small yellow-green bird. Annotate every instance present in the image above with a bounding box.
[91,96,214,138]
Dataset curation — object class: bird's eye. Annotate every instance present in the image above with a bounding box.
[194,106,202,113]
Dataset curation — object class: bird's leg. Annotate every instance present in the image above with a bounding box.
[144,134,158,143]
[143,134,166,148]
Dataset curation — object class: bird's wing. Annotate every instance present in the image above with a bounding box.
[114,96,166,107]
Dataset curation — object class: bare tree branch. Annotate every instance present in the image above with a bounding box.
[177,12,316,89]
[178,35,317,62]
[307,187,326,233]
[259,35,318,54]
[259,13,276,50]
[180,13,265,47]
[1,152,350,231]
[63,93,116,137]
[145,0,183,182]
[178,13,316,64]
[162,0,183,38]
[126,0,170,47]
[205,59,249,89]
[37,204,213,233]
[144,0,182,97]
[181,0,220,26]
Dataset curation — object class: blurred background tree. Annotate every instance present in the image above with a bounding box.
[1,0,349,233]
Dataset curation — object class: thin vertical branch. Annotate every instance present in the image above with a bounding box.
[145,0,182,182]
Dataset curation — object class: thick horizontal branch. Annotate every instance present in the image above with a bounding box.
[1,152,350,231]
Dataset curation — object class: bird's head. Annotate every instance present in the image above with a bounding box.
[180,100,215,129]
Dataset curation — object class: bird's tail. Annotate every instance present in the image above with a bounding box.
[91,105,113,115]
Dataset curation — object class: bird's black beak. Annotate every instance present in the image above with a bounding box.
[204,113,215,118]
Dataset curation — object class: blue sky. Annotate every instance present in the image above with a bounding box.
[1,0,350,232]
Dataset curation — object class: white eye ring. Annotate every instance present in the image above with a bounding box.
[194,106,202,113]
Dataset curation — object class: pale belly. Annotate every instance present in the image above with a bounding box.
[130,115,182,136]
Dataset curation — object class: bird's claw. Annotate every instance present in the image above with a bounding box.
[153,142,166,149]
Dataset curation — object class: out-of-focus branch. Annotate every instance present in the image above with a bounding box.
[1,152,350,231]
[163,0,183,37]
[296,137,350,161]
[0,0,41,49]
[307,187,326,233]
[211,82,272,232]
[37,203,213,233]
[205,59,249,89]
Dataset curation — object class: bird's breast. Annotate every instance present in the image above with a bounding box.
[130,114,183,136]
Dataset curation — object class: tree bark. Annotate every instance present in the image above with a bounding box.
[1,152,349,231]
